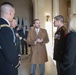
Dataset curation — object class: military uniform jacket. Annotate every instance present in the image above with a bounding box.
[0,18,18,75]
[53,26,66,62]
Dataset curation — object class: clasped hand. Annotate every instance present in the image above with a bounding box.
[36,38,43,43]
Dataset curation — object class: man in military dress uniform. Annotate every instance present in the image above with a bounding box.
[0,2,19,75]
[53,15,67,75]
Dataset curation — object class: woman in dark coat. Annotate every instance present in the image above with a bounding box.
[60,14,76,75]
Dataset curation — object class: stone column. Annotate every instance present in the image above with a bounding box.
[53,0,60,32]
[71,0,76,14]
[33,0,38,19]
[52,0,60,54]
[53,0,59,17]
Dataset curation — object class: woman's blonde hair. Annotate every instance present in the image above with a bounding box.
[68,14,76,32]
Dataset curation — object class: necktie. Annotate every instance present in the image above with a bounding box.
[36,29,38,35]
[23,29,25,35]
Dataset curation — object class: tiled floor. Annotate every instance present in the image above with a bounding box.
[18,55,57,75]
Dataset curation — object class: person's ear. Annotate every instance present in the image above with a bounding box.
[58,20,60,24]
[9,11,12,16]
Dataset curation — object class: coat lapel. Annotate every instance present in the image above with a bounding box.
[38,28,41,36]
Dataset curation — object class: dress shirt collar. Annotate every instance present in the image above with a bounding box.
[35,28,40,32]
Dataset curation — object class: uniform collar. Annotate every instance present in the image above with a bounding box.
[58,26,64,31]
[1,17,10,26]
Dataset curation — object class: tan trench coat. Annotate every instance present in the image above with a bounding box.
[27,28,49,64]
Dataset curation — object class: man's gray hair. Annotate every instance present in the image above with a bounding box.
[0,2,14,14]
[54,15,64,23]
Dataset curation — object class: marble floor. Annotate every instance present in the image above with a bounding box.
[18,55,57,75]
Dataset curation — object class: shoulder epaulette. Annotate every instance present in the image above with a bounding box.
[0,24,10,29]
[63,26,66,30]
[59,26,66,31]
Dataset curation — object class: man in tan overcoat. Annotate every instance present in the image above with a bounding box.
[27,19,49,75]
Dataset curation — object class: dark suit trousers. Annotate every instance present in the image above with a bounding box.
[56,62,61,75]
[21,41,28,54]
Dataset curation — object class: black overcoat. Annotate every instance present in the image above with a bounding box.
[60,31,76,75]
